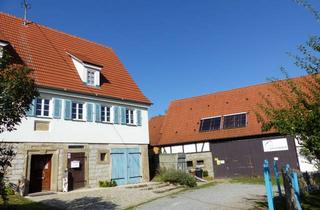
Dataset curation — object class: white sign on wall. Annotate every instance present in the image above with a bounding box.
[262,138,288,152]
[70,160,80,168]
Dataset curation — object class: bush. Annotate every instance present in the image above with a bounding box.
[157,168,197,188]
[4,187,15,195]
[99,180,117,187]
[203,170,209,177]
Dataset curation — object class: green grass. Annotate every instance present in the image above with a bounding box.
[0,194,64,210]
[301,190,320,210]
[250,190,320,210]
[230,176,283,185]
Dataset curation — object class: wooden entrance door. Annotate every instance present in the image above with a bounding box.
[29,154,52,193]
[68,152,86,190]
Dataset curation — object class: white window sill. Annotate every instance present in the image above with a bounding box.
[101,121,113,124]
[126,123,137,127]
[72,119,85,122]
[35,115,52,119]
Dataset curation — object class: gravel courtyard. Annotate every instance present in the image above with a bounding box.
[27,182,183,210]
[27,182,266,210]
[135,183,266,210]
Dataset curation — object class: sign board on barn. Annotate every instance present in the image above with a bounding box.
[262,138,288,152]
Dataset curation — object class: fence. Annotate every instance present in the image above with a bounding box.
[263,159,312,210]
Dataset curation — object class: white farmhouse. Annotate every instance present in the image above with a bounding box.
[0,13,151,194]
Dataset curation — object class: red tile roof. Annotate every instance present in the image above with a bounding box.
[0,13,151,105]
[68,51,103,67]
[149,115,165,145]
[149,81,289,146]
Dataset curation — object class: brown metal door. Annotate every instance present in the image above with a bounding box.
[29,154,52,193]
[68,152,86,190]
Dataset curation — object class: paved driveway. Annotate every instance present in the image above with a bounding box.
[135,183,266,210]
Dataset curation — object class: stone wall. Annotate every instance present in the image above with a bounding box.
[159,154,179,169]
[185,152,214,177]
[158,152,214,177]
[88,144,111,188]
[6,142,149,194]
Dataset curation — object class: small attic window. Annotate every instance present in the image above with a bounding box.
[86,68,96,86]
[0,41,9,58]
[68,52,102,87]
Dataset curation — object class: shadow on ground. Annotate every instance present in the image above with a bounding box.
[245,195,286,210]
[41,196,118,210]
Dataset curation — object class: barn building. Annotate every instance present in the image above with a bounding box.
[149,80,317,178]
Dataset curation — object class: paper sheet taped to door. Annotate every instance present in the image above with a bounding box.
[70,160,80,168]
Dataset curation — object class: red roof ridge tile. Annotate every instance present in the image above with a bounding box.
[171,74,307,103]
[0,12,112,50]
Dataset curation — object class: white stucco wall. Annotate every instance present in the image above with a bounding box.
[295,138,318,172]
[0,89,150,145]
[161,142,210,154]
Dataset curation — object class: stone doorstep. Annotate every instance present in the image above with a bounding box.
[124,182,162,189]
[153,184,183,194]
[26,191,57,197]
[140,182,170,191]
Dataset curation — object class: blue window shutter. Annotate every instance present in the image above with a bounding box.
[95,103,101,122]
[53,98,62,119]
[114,106,119,124]
[26,99,36,117]
[86,103,93,122]
[121,107,126,124]
[64,100,72,120]
[137,110,142,126]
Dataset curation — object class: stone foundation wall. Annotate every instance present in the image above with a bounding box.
[185,152,214,177]
[158,152,214,177]
[6,142,149,194]
[88,144,111,188]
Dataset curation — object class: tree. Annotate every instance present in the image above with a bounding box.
[0,48,38,204]
[0,49,38,133]
[0,143,16,206]
[256,17,320,168]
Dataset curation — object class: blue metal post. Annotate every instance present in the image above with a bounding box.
[273,159,282,198]
[292,172,302,210]
[264,160,274,210]
[292,172,300,198]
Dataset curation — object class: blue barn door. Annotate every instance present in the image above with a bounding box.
[111,148,141,185]
[127,148,141,184]
[111,148,128,185]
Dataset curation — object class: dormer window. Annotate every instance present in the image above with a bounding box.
[0,41,9,58]
[86,68,96,86]
[68,52,103,87]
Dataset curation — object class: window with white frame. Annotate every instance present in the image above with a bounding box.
[101,105,111,122]
[87,69,95,86]
[35,98,50,117]
[72,102,83,120]
[126,108,134,124]
[223,113,247,129]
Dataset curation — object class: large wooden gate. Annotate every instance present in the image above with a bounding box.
[111,148,141,185]
[211,136,299,178]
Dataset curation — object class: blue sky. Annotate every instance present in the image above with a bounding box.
[1,0,320,118]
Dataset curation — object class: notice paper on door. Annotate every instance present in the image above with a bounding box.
[71,160,80,168]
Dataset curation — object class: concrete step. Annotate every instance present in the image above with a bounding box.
[140,182,170,191]
[125,183,148,189]
[153,184,182,194]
